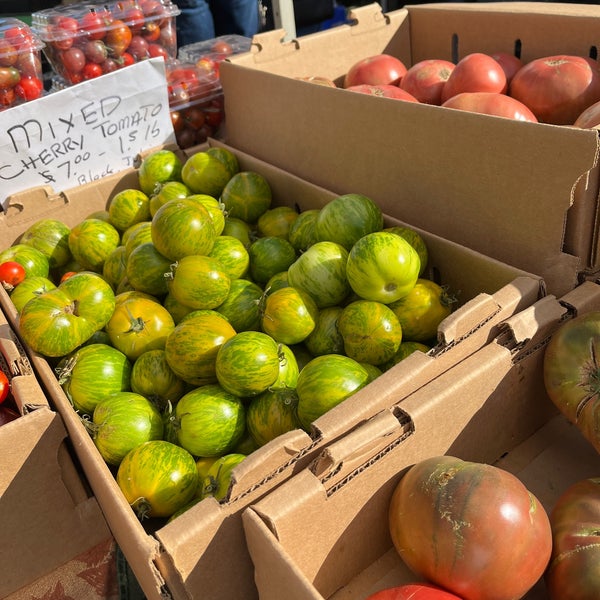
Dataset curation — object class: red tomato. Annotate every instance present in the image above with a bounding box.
[79,11,106,41]
[573,99,600,128]
[441,91,538,122]
[509,54,600,125]
[0,260,26,287]
[400,59,455,105]
[15,76,43,101]
[51,16,79,51]
[346,84,419,102]
[211,40,233,55]
[82,62,103,79]
[490,51,523,85]
[389,456,552,600]
[545,477,600,599]
[0,370,9,404]
[344,54,407,88]
[366,583,463,600]
[441,53,507,103]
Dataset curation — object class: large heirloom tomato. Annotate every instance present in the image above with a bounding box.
[441,92,538,122]
[106,296,175,360]
[117,440,198,520]
[400,59,455,105]
[295,354,371,430]
[509,54,600,125]
[545,477,600,599]
[346,231,420,304]
[441,53,507,103]
[19,271,116,357]
[543,311,600,453]
[57,343,132,415]
[389,455,552,600]
[344,54,407,87]
[346,84,419,102]
[173,383,246,457]
[366,583,463,600]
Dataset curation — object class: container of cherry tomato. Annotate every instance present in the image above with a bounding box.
[31,0,180,85]
[178,34,251,80]
[166,60,226,149]
[0,18,45,110]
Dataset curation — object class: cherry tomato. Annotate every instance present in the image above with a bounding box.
[80,11,107,41]
[0,39,17,67]
[83,62,103,79]
[0,261,26,287]
[105,20,132,57]
[148,43,168,60]
[4,26,36,51]
[15,76,43,101]
[0,66,20,90]
[0,371,9,404]
[51,16,79,51]
[141,22,161,42]
[124,7,146,33]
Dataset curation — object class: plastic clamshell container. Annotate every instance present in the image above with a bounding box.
[166,59,225,148]
[31,0,180,85]
[0,17,45,109]
[178,34,252,72]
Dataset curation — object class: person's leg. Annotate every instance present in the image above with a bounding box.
[210,0,260,37]
[176,0,216,47]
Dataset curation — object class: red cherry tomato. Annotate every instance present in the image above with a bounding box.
[0,261,26,287]
[82,62,103,79]
[80,11,107,41]
[0,371,9,405]
[15,76,43,101]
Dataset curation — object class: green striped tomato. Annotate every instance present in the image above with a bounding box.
[181,150,236,198]
[68,218,121,273]
[288,208,320,253]
[257,206,299,239]
[126,242,172,297]
[265,271,290,295]
[248,236,297,285]
[261,286,319,345]
[272,342,300,389]
[215,331,281,397]
[215,278,263,332]
[186,194,226,236]
[106,296,175,360]
[117,440,198,519]
[123,221,153,258]
[149,180,191,217]
[195,456,218,497]
[108,188,151,232]
[130,348,187,409]
[220,171,272,224]
[92,391,164,466]
[138,149,183,196]
[337,300,403,366]
[175,384,246,457]
[221,216,253,248]
[19,218,72,269]
[0,244,50,279]
[200,452,247,501]
[209,235,250,280]
[151,198,217,261]
[304,306,345,357]
[164,310,236,386]
[246,387,300,447]
[167,255,231,310]
[384,225,429,276]
[296,354,371,430]
[162,292,195,324]
[19,271,116,357]
[315,193,384,250]
[346,231,420,304]
[57,343,132,414]
[287,241,350,308]
[102,245,127,290]
[382,340,431,371]
[9,275,56,312]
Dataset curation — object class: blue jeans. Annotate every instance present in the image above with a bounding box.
[176,0,260,46]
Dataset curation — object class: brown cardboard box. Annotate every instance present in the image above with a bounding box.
[0,305,114,599]
[0,142,544,599]
[221,2,600,298]
[241,280,600,600]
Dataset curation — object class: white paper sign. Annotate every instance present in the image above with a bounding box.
[0,57,175,207]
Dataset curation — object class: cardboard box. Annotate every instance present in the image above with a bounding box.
[221,2,600,297]
[0,305,114,599]
[242,280,600,600]
[0,141,544,599]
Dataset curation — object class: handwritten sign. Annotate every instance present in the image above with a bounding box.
[0,58,176,208]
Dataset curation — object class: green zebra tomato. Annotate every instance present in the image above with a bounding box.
[200,452,246,501]
[304,306,345,357]
[126,241,172,297]
[296,354,371,430]
[149,180,191,217]
[9,275,56,312]
[164,310,236,386]
[215,331,281,397]
[108,188,151,232]
[257,206,299,239]
[19,218,72,269]
[287,240,350,308]
[272,342,300,389]
[337,300,403,366]
[384,225,429,276]
[0,244,50,278]
[215,278,263,332]
[138,149,183,196]
[288,208,320,253]
[181,149,236,198]
[117,440,198,519]
[315,193,384,250]
[248,236,297,285]
[246,387,300,447]
[102,245,127,290]
[151,198,217,261]
[19,271,116,357]
[92,391,164,466]
[68,218,121,273]
[222,216,253,248]
[174,383,246,457]
[220,170,272,224]
[106,296,175,360]
[57,343,132,414]
[346,231,420,304]
[186,194,226,236]
[123,221,153,258]
[209,235,249,280]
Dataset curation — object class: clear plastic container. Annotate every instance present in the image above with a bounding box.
[178,34,252,80]
[0,18,45,110]
[31,0,180,85]
[166,60,225,149]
